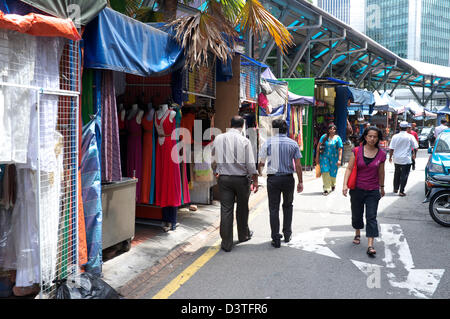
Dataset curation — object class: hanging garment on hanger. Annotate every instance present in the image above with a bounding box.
[154,109,181,207]
[126,111,143,202]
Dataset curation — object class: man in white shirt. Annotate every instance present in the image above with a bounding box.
[434,119,448,138]
[389,121,419,196]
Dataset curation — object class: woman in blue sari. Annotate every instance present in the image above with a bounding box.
[316,124,343,195]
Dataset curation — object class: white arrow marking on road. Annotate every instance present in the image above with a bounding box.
[377,224,445,299]
[287,228,341,259]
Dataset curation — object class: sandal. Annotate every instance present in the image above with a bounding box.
[352,235,361,245]
[367,246,376,257]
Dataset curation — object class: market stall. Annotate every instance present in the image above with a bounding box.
[0,8,82,298]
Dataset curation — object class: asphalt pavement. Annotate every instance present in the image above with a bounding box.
[125,149,450,299]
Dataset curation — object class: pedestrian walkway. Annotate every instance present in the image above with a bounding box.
[102,171,316,296]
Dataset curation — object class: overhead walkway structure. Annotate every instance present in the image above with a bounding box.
[255,0,450,108]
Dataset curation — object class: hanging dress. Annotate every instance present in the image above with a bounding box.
[140,109,156,204]
[126,114,143,202]
[154,110,181,207]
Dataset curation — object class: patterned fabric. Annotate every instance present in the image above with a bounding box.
[101,70,122,182]
[319,134,343,178]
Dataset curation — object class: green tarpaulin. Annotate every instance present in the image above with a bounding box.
[20,0,107,25]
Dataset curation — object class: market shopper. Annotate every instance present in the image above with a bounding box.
[316,123,343,195]
[434,119,447,138]
[389,121,419,196]
[212,116,258,252]
[343,126,386,258]
[407,124,419,170]
[258,119,303,248]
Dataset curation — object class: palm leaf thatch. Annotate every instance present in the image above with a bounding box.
[238,0,293,54]
[169,2,239,68]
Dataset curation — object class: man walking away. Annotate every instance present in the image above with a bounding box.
[212,116,258,252]
[258,119,303,248]
[389,121,418,197]
[434,119,447,139]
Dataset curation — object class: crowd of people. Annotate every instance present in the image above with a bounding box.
[211,115,427,259]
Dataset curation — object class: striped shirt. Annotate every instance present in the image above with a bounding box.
[212,128,258,176]
[259,134,302,175]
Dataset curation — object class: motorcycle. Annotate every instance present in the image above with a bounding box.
[424,175,450,227]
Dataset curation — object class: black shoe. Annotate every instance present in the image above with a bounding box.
[271,239,281,248]
[284,234,292,243]
[221,246,231,252]
[239,230,253,243]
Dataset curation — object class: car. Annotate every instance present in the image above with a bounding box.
[418,127,434,149]
[425,128,450,195]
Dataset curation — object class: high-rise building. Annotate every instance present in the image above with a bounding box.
[313,0,366,33]
[365,0,450,66]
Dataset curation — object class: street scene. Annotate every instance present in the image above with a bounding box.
[109,150,449,300]
[0,0,449,306]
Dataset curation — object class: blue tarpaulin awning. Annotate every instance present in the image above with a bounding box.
[83,7,184,77]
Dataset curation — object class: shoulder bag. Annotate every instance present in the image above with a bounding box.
[347,147,359,190]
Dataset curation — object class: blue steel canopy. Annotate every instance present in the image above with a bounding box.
[256,0,450,100]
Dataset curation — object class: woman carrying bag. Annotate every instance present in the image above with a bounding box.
[316,124,343,195]
[343,127,386,258]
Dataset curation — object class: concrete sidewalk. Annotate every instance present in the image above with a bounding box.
[102,171,315,297]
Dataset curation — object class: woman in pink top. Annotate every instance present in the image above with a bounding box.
[343,127,386,257]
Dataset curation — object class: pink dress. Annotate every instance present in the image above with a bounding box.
[126,116,142,202]
[155,110,181,207]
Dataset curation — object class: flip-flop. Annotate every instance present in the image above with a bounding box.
[367,246,376,257]
[353,235,361,245]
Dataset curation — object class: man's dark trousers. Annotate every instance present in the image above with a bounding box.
[393,163,412,193]
[218,175,251,251]
[267,174,295,241]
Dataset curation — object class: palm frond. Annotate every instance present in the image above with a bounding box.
[169,10,238,68]
[237,0,293,53]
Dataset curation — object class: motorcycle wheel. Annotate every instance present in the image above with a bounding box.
[429,191,450,227]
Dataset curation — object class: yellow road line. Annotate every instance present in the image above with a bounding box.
[152,201,266,299]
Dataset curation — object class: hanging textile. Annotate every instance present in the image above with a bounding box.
[174,107,190,205]
[101,70,122,182]
[140,109,156,204]
[81,69,94,126]
[80,115,102,275]
[0,30,36,164]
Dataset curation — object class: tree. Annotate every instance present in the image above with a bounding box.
[108,0,293,68]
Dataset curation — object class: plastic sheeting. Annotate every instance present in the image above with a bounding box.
[0,10,81,40]
[20,0,107,26]
[80,115,102,275]
[83,7,184,77]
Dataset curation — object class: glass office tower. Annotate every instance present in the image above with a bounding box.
[366,0,450,66]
